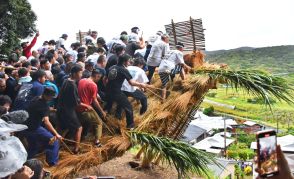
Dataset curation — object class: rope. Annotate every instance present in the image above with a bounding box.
[59,139,74,155]
[145,87,164,100]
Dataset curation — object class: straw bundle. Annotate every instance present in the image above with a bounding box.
[47,62,293,178]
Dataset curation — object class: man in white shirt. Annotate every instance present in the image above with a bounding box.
[86,47,105,64]
[147,34,170,83]
[66,42,81,63]
[121,57,149,114]
[158,42,191,100]
[55,34,68,51]
[85,31,98,46]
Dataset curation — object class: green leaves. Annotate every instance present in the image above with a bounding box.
[0,0,37,55]
[194,69,294,112]
[129,131,220,178]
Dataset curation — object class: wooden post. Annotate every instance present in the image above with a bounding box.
[78,30,82,44]
[189,16,197,52]
[224,116,227,158]
[171,19,177,48]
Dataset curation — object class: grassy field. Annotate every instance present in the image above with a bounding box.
[200,87,294,130]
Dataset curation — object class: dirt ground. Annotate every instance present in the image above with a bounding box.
[76,152,179,179]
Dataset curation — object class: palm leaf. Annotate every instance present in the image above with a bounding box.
[129,131,220,178]
[194,69,294,111]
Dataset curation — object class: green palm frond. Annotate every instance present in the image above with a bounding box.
[194,69,294,109]
[129,131,220,178]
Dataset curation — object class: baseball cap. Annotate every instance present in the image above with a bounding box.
[176,42,185,48]
[61,34,68,38]
[0,135,28,177]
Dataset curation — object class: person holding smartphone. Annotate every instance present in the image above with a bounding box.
[256,130,293,179]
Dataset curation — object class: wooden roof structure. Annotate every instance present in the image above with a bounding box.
[165,17,206,52]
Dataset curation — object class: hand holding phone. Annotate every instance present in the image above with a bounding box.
[255,145,293,179]
[256,130,279,177]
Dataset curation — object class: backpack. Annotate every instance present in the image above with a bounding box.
[12,83,34,111]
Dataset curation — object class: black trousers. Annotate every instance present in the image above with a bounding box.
[105,91,134,128]
[147,66,157,83]
[124,89,147,114]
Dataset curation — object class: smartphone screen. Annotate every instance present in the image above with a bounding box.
[257,131,278,177]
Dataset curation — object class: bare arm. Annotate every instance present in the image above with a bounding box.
[43,116,60,137]
[92,98,106,118]
[127,79,146,88]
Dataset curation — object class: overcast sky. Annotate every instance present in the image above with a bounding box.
[28,0,294,51]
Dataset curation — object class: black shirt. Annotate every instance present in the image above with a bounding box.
[25,97,50,131]
[105,54,118,74]
[106,64,132,93]
[125,42,141,57]
[57,79,80,109]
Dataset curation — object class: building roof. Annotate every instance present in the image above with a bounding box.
[208,158,238,177]
[191,111,237,132]
[251,134,294,152]
[193,134,235,153]
[243,121,261,126]
[180,124,206,143]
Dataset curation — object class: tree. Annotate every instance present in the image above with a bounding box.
[0,0,37,55]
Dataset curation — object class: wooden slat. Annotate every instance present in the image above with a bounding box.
[165,18,205,50]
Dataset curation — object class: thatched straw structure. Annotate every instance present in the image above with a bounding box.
[46,63,293,178]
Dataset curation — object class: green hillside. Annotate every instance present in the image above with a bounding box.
[205,45,294,74]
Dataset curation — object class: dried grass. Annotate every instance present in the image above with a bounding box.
[46,64,223,178]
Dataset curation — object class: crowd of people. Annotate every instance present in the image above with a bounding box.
[0,27,293,179]
[0,27,192,178]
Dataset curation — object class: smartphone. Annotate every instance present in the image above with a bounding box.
[256,130,279,177]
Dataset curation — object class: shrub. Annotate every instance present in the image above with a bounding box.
[203,106,214,116]
[227,150,238,159]
[239,150,248,161]
[206,92,217,97]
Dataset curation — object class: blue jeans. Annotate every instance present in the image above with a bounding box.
[24,126,59,166]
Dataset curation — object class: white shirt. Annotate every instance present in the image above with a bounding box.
[67,50,78,62]
[86,53,100,64]
[84,35,96,45]
[158,50,184,73]
[147,40,169,67]
[56,38,65,50]
[121,66,149,93]
[128,32,140,43]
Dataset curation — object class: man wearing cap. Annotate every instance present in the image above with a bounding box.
[23,87,61,166]
[85,31,98,46]
[158,42,191,101]
[78,68,105,147]
[56,34,68,51]
[147,34,170,83]
[125,27,145,57]
[21,32,39,59]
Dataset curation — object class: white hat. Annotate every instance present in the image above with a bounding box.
[0,135,28,177]
[0,119,28,135]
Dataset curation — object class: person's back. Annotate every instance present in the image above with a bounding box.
[78,78,96,106]
[57,79,79,109]
[25,96,49,131]
[125,42,141,57]
[121,65,148,93]
[105,54,118,73]
[147,39,169,67]
[158,50,184,73]
[106,64,132,93]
